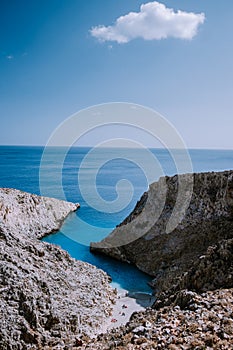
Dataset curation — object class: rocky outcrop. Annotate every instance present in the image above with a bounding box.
[0,188,116,349]
[153,237,233,308]
[91,171,233,295]
[176,238,233,292]
[84,237,233,349]
[0,188,80,239]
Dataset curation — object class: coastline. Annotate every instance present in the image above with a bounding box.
[1,168,233,348]
[0,188,116,348]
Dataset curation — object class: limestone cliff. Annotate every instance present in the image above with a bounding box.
[0,189,115,349]
[0,188,79,239]
[91,170,233,295]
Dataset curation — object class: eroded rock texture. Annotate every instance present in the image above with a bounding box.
[91,171,233,295]
[0,188,79,239]
[0,188,115,349]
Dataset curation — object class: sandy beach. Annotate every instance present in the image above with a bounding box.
[101,289,156,333]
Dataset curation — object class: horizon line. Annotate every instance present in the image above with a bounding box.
[1,144,233,151]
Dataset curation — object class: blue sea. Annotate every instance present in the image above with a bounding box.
[1,146,233,293]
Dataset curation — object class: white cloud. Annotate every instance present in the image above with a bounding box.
[90,1,205,43]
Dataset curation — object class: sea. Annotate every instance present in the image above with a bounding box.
[1,145,233,293]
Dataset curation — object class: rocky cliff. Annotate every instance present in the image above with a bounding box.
[0,188,115,349]
[84,170,233,349]
[91,170,233,295]
[85,237,233,349]
[0,188,80,239]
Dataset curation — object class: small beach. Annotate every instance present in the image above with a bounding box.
[101,289,156,333]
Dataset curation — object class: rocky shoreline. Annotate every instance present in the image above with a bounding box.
[0,188,80,239]
[0,188,116,349]
[87,170,233,349]
[91,171,233,295]
[1,169,233,349]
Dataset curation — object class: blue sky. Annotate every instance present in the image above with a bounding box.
[1,0,233,148]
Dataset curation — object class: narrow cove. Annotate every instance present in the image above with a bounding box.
[42,210,153,294]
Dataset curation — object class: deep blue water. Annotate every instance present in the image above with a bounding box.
[1,146,233,292]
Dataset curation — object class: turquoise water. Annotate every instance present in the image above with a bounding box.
[1,146,233,292]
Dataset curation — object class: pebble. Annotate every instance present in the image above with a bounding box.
[132,326,146,334]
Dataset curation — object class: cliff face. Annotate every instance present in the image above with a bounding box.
[153,238,233,309]
[91,170,233,295]
[0,188,79,239]
[0,189,115,349]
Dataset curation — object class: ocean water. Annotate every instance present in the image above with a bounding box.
[1,146,233,292]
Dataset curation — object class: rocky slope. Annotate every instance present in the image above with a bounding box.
[82,236,233,349]
[83,288,233,349]
[0,188,116,349]
[153,237,233,308]
[84,171,233,349]
[91,170,233,295]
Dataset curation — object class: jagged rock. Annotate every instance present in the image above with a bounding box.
[177,238,233,292]
[0,188,116,349]
[83,171,233,349]
[153,238,233,308]
[91,171,233,295]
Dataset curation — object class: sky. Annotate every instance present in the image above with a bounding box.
[1,0,233,149]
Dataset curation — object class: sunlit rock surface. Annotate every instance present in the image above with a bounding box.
[0,188,115,349]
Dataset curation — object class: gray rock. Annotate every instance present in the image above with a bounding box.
[132,326,146,334]
[0,188,116,349]
[0,188,80,239]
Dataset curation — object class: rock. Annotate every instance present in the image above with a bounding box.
[84,288,233,349]
[144,321,152,329]
[132,326,146,334]
[0,188,115,349]
[0,187,80,239]
[153,238,233,307]
[91,171,233,295]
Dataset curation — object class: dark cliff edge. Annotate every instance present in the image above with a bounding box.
[91,170,233,296]
[86,171,233,349]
